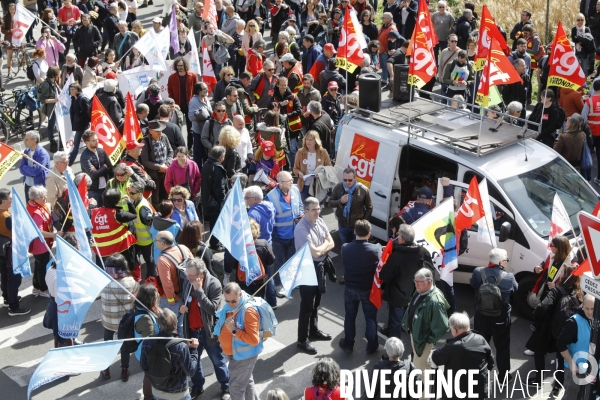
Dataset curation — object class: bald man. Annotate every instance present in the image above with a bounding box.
[232,115,253,172]
[154,231,193,337]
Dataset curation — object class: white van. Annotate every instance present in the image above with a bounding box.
[334,99,599,318]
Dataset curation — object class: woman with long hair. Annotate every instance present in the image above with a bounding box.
[165,147,201,199]
[304,357,343,399]
[360,10,379,43]
[180,220,216,277]
[293,130,332,201]
[219,126,242,179]
[101,48,121,77]
[533,235,572,297]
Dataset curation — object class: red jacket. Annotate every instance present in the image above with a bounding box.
[167,72,199,107]
[247,49,265,77]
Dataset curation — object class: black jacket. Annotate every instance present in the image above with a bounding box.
[341,240,380,292]
[321,91,342,127]
[528,101,563,147]
[161,121,186,151]
[70,94,90,131]
[140,134,174,180]
[222,148,241,180]
[97,91,124,128]
[73,24,102,56]
[454,16,473,49]
[200,158,228,217]
[310,114,332,155]
[103,14,120,43]
[431,331,495,399]
[556,308,592,353]
[80,148,112,191]
[501,73,530,108]
[379,241,433,308]
[369,358,420,400]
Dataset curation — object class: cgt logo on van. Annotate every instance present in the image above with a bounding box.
[348,134,379,188]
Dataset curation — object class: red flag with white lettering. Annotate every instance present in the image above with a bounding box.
[369,239,394,309]
[123,93,142,150]
[336,7,365,73]
[202,43,217,94]
[476,37,523,107]
[455,176,485,234]
[407,18,437,89]
[202,0,218,30]
[475,5,510,70]
[90,95,126,166]
[548,22,587,90]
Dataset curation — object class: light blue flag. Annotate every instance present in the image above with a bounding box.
[65,173,93,260]
[11,188,45,278]
[212,179,263,285]
[28,340,123,399]
[278,243,318,298]
[55,236,112,338]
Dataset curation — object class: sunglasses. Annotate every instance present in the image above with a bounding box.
[115,173,126,177]
[343,179,354,182]
[330,88,338,91]
[215,109,226,113]
[128,191,138,195]
[449,40,457,43]
[266,68,275,71]
[170,198,184,202]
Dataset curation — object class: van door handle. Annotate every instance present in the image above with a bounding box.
[375,191,387,199]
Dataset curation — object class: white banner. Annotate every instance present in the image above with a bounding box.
[57,74,75,153]
[186,29,202,76]
[12,4,36,47]
[134,30,168,72]
[118,62,174,100]
[155,28,171,62]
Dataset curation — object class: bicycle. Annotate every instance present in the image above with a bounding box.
[0,87,39,143]
[9,46,32,76]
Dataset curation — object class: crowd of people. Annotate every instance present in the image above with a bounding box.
[2,0,600,399]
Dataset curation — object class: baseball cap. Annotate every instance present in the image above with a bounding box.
[261,140,275,157]
[279,53,295,63]
[418,187,433,200]
[324,43,337,54]
[328,81,339,89]
[152,17,162,23]
[105,71,117,80]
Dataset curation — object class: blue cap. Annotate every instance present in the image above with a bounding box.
[418,187,433,200]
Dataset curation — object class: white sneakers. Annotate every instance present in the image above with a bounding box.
[524,349,534,356]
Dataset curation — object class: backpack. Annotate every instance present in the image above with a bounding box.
[310,386,334,400]
[551,286,581,338]
[158,245,193,299]
[212,41,231,65]
[117,308,155,353]
[144,337,186,390]
[475,268,506,317]
[244,296,278,338]
[237,256,267,283]
[26,60,40,82]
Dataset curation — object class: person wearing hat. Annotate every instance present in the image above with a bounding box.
[400,187,434,224]
[247,39,267,78]
[301,34,323,75]
[285,15,300,38]
[151,17,163,34]
[254,140,279,185]
[103,3,120,50]
[97,79,124,128]
[318,57,346,95]
[280,53,304,94]
[308,42,335,87]
[141,120,174,208]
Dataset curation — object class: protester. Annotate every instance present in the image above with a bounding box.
[554,114,586,171]
[304,358,343,399]
[38,66,62,153]
[72,14,101,67]
[150,200,181,262]
[126,181,155,280]
[201,146,228,251]
[60,54,84,86]
[179,221,215,277]
[169,186,199,229]
[157,105,186,151]
[19,132,50,203]
[219,126,242,180]
[141,120,174,208]
[369,337,421,399]
[293,130,332,201]
[46,151,73,208]
[165,147,201,200]
[201,102,233,155]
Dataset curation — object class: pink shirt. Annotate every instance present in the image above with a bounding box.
[36,37,66,67]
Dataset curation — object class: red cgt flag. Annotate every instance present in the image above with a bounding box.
[336,6,365,73]
[475,5,510,70]
[0,142,21,182]
[407,17,437,89]
[77,175,89,209]
[123,93,142,150]
[406,0,437,56]
[90,95,126,166]
[455,176,485,234]
[548,22,587,90]
[476,37,523,107]
[369,239,394,309]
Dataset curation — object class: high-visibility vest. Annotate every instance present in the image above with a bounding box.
[587,96,600,136]
[133,197,154,246]
[287,63,303,94]
[92,207,137,256]
[253,73,277,101]
[107,178,130,209]
[286,94,302,132]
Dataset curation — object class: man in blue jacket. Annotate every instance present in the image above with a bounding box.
[19,132,50,202]
[301,35,323,76]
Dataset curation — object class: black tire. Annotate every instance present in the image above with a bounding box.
[515,275,538,320]
[0,119,8,143]
[15,106,35,134]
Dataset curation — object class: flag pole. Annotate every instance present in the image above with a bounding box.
[36,17,66,41]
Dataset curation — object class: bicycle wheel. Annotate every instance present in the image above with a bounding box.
[15,106,34,135]
[0,119,8,144]
[11,50,22,74]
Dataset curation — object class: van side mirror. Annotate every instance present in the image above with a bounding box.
[499,222,511,243]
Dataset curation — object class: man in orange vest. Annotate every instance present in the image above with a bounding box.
[249,60,278,109]
[582,79,600,184]
[280,53,303,94]
[272,77,303,164]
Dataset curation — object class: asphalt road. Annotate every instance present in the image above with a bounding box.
[0,2,582,399]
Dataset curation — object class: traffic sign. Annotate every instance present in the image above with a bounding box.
[578,212,600,279]
[581,272,600,301]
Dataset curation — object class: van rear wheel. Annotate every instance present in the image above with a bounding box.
[515,275,538,320]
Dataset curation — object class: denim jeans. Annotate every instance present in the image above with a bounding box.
[289,137,299,167]
[338,225,355,247]
[300,185,310,202]
[343,288,378,351]
[68,130,86,166]
[379,53,389,82]
[272,235,296,288]
[265,265,277,307]
[160,297,184,338]
[189,328,230,391]
[388,305,406,339]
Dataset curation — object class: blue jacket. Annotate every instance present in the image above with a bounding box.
[266,186,303,240]
[140,331,198,393]
[470,265,518,314]
[248,201,275,244]
[400,202,431,225]
[19,145,50,186]
[302,43,323,75]
[171,200,199,228]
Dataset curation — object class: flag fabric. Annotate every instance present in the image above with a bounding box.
[475,5,510,70]
[476,37,523,107]
[186,27,202,76]
[477,178,497,248]
[412,199,457,285]
[155,27,171,62]
[78,174,90,209]
[369,239,394,309]
[336,7,365,73]
[133,29,168,72]
[66,173,93,260]
[407,16,437,89]
[278,243,318,298]
[415,0,438,49]
[211,179,263,285]
[169,5,180,54]
[0,142,21,181]
[28,341,124,399]
[533,194,572,293]
[123,93,143,146]
[57,74,75,154]
[455,176,485,234]
[202,43,217,93]
[118,65,169,98]
[573,259,591,276]
[12,4,36,46]
[90,95,126,165]
[11,188,45,278]
[203,0,218,30]
[548,22,587,90]
[55,236,112,338]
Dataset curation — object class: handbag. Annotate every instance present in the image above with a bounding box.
[212,41,231,65]
[581,139,593,169]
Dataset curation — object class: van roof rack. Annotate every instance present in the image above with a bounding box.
[346,97,539,157]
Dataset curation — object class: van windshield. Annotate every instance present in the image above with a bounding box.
[498,157,598,238]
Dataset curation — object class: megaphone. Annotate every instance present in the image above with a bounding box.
[254,169,277,189]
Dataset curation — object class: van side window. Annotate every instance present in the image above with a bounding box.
[399,145,459,208]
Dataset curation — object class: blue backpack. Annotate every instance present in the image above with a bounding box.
[245,297,278,339]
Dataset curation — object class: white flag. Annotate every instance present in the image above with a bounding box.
[118,63,173,99]
[57,74,74,153]
[12,4,36,47]
[476,178,497,248]
[134,30,168,72]
[155,28,171,61]
[186,29,202,76]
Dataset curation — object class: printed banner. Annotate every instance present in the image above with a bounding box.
[203,0,218,30]
[548,22,587,90]
[202,43,217,93]
[476,37,523,107]
[119,64,173,99]
[408,16,437,89]
[57,74,75,154]
[0,142,21,181]
[336,7,365,73]
[347,133,379,187]
[155,27,171,63]
[133,29,168,72]
[475,5,510,70]
[12,4,36,47]
[169,4,179,54]
[278,243,318,298]
[90,95,125,166]
[65,173,93,260]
